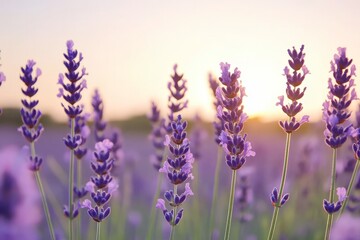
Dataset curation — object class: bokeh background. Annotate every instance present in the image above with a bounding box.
[1,0,360,239]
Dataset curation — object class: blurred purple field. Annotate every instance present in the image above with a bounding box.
[2,116,359,240]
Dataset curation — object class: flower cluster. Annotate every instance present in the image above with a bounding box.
[166,64,188,133]
[148,101,166,170]
[82,139,117,222]
[323,47,357,149]
[270,187,289,208]
[18,60,44,171]
[276,45,310,133]
[323,187,347,214]
[156,115,194,226]
[57,40,87,119]
[216,62,255,170]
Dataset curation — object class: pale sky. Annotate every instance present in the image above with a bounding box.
[1,0,360,122]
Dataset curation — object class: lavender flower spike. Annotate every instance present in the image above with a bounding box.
[276,45,310,133]
[322,47,357,240]
[19,60,44,171]
[157,115,194,227]
[57,40,88,119]
[82,139,117,223]
[323,47,357,149]
[166,64,188,133]
[215,62,254,240]
[267,45,309,240]
[216,62,255,170]
[19,60,56,239]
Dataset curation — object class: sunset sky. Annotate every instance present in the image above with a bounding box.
[1,0,360,122]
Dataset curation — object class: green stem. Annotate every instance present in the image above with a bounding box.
[146,171,164,240]
[267,132,292,240]
[30,142,56,240]
[209,146,222,240]
[223,169,237,240]
[338,159,360,219]
[324,148,337,240]
[69,118,75,240]
[192,163,201,240]
[76,158,82,240]
[96,222,101,240]
[146,150,168,240]
[169,185,178,240]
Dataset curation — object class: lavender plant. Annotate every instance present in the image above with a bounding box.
[19,60,55,240]
[154,64,193,240]
[82,139,117,240]
[215,62,255,240]
[322,47,358,239]
[57,40,88,240]
[267,45,309,240]
[156,114,194,240]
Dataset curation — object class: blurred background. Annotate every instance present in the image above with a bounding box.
[1,0,360,239]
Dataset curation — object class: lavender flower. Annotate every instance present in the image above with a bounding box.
[216,62,255,170]
[57,40,87,119]
[82,139,117,222]
[323,187,347,214]
[166,64,188,133]
[19,60,44,171]
[148,101,166,170]
[322,47,357,240]
[156,115,194,226]
[276,45,310,133]
[216,62,254,240]
[323,47,357,149]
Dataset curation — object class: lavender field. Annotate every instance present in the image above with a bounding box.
[1,112,360,239]
[2,2,360,239]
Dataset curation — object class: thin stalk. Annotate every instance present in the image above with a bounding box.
[30,143,56,240]
[146,150,168,240]
[223,169,237,240]
[267,132,292,240]
[96,222,101,240]
[208,146,222,240]
[146,171,164,240]
[76,158,82,240]
[69,118,75,240]
[324,148,337,240]
[169,185,178,240]
[338,159,360,219]
[192,162,201,240]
